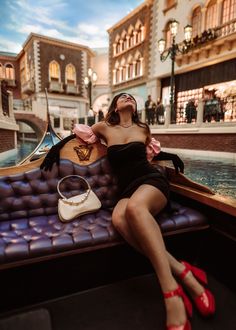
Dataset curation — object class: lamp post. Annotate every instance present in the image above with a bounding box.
[158,20,192,123]
[84,67,98,111]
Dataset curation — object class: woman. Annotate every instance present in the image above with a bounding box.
[41,93,215,330]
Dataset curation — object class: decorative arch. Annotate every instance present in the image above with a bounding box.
[0,63,4,78]
[49,60,61,82]
[128,24,135,35]
[65,63,76,85]
[120,57,126,66]
[115,60,120,69]
[205,0,218,29]
[134,50,142,61]
[222,0,236,24]
[127,54,133,63]
[5,63,15,80]
[115,34,120,43]
[135,19,143,30]
[191,5,202,36]
[121,30,127,39]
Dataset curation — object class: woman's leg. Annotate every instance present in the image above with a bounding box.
[112,196,205,301]
[112,185,187,327]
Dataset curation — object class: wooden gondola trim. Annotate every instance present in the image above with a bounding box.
[170,183,236,217]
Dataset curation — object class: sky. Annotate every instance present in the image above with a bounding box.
[0,0,144,54]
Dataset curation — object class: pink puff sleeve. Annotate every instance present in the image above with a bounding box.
[73,124,99,144]
[146,137,161,162]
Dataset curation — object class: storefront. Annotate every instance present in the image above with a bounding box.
[161,58,236,124]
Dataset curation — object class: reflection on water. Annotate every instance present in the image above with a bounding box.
[0,143,235,199]
[178,155,236,199]
[0,141,38,167]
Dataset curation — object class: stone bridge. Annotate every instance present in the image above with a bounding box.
[14,112,47,139]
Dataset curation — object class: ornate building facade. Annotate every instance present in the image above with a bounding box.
[108,0,153,112]
[108,0,235,154]
[148,0,236,153]
[0,33,110,149]
[0,52,19,154]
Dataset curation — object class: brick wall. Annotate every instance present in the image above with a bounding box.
[0,129,15,152]
[39,42,83,94]
[153,133,236,153]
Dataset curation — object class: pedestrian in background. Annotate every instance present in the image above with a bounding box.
[145,95,156,125]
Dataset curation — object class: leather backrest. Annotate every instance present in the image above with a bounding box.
[0,158,118,222]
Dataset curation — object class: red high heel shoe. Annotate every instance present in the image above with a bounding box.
[180,261,215,317]
[164,285,192,330]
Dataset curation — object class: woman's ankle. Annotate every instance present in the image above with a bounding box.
[165,296,187,327]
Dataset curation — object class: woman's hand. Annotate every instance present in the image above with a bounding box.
[40,134,76,171]
[153,151,184,174]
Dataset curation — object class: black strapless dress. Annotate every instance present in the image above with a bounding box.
[107,141,169,200]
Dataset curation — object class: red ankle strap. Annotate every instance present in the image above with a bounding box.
[180,265,191,280]
[164,286,183,299]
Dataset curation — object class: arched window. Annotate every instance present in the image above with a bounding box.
[130,30,135,47]
[135,20,143,43]
[66,64,76,84]
[127,55,133,79]
[49,61,60,81]
[206,0,218,29]
[115,61,120,83]
[192,6,202,36]
[121,30,127,51]
[222,0,236,24]
[134,52,143,77]
[5,64,14,80]
[0,63,4,78]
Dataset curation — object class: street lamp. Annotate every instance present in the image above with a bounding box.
[158,20,192,123]
[84,67,97,111]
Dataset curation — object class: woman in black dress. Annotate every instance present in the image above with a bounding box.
[41,93,215,330]
[91,93,215,330]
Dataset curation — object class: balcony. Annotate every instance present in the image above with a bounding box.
[48,81,64,93]
[65,84,79,95]
[21,80,35,94]
[176,18,236,67]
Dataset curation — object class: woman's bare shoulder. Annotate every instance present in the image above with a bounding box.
[92,121,107,136]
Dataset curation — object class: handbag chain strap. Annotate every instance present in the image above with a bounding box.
[57,175,91,206]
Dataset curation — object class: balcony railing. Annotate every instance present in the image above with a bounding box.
[21,81,35,94]
[48,81,64,93]
[215,18,236,38]
[65,84,79,95]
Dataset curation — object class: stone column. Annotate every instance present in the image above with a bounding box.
[164,105,171,127]
[197,99,204,125]
[217,0,223,26]
[201,8,207,31]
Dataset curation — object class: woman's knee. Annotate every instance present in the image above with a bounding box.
[125,200,145,221]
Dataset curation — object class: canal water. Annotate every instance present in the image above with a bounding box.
[0,142,235,199]
[175,154,236,199]
[0,141,38,168]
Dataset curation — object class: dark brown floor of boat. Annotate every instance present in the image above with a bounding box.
[1,272,235,330]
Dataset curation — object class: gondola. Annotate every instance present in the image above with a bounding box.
[0,134,235,330]
[17,89,62,165]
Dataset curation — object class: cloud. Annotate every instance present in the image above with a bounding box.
[0,37,22,53]
[18,24,62,39]
[1,0,143,51]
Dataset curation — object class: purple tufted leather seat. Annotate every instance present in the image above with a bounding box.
[0,157,208,267]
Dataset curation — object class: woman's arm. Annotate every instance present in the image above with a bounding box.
[40,122,105,171]
[40,133,76,171]
[153,151,184,174]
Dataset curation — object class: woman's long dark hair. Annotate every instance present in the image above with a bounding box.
[105,93,149,131]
